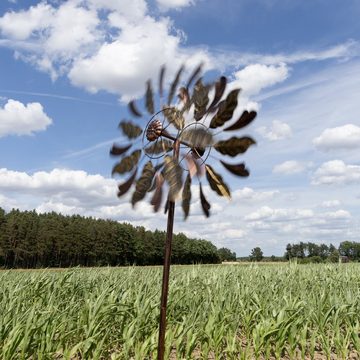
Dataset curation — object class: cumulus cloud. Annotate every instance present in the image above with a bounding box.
[312,160,360,185]
[313,124,360,151]
[0,99,52,137]
[0,168,116,208]
[256,120,292,141]
[272,160,308,175]
[0,0,211,99]
[156,0,195,11]
[245,206,314,222]
[321,200,341,208]
[232,187,278,202]
[231,63,289,96]
[68,15,208,100]
[0,168,163,223]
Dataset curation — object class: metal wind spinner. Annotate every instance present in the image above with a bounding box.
[110,64,257,360]
[111,64,257,218]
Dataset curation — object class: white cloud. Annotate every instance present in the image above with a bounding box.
[312,160,360,185]
[216,40,360,68]
[245,206,314,222]
[232,63,289,96]
[313,124,360,151]
[322,209,351,219]
[256,120,292,141]
[0,3,52,40]
[0,168,116,207]
[321,200,341,208]
[68,15,205,100]
[0,99,52,137]
[156,0,195,11]
[273,160,307,175]
[232,187,278,202]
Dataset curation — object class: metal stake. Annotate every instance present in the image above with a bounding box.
[157,139,180,360]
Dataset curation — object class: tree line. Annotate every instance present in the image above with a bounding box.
[244,241,360,263]
[284,241,360,263]
[0,208,235,269]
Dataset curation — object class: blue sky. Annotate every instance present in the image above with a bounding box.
[0,0,359,256]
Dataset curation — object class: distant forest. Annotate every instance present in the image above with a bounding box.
[0,208,236,269]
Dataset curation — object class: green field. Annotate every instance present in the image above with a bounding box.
[1,264,359,359]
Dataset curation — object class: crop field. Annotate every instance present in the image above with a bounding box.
[0,264,360,359]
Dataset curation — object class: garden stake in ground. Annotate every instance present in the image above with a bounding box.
[110,64,257,360]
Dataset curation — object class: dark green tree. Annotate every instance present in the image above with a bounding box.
[217,247,236,262]
[249,247,263,262]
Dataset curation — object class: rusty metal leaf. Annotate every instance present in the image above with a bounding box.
[184,153,197,178]
[186,63,203,89]
[150,173,164,212]
[159,65,166,98]
[163,107,185,130]
[179,127,213,149]
[209,89,240,128]
[178,87,190,108]
[192,79,210,121]
[110,144,131,156]
[145,139,173,155]
[214,136,256,157]
[163,155,183,201]
[208,76,227,112]
[199,183,210,218]
[182,174,191,219]
[224,110,257,132]
[117,168,138,197]
[128,100,142,117]
[205,164,231,198]
[119,121,142,139]
[131,161,155,206]
[145,80,155,114]
[112,150,141,175]
[168,65,184,105]
[220,160,250,177]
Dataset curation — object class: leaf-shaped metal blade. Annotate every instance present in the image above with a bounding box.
[209,89,240,129]
[112,149,141,175]
[208,76,227,112]
[150,173,164,212]
[179,127,213,149]
[131,161,155,206]
[159,65,166,98]
[205,164,231,198]
[145,139,173,155]
[145,80,155,115]
[178,87,190,108]
[128,100,142,117]
[214,136,256,157]
[167,65,184,105]
[163,107,185,130]
[119,121,143,139]
[110,144,131,156]
[186,63,203,89]
[182,174,191,219]
[200,183,210,217]
[163,155,183,201]
[224,110,257,132]
[220,161,250,177]
[184,153,197,178]
[117,168,138,197]
[192,79,210,121]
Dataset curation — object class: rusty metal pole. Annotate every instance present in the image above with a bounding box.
[157,139,180,360]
